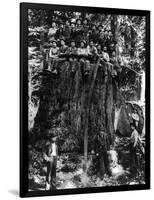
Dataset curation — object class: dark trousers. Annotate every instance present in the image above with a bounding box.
[129,144,138,175]
[48,58,58,71]
[97,151,110,179]
[46,156,57,189]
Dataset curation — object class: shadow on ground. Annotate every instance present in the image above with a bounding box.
[8,189,19,197]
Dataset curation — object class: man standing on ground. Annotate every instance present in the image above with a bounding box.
[129,123,139,176]
[44,132,58,190]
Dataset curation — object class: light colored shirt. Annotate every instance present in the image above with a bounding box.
[48,27,57,36]
[49,47,59,58]
[102,52,110,62]
[77,47,88,56]
[87,45,98,55]
[130,129,139,147]
[132,113,139,121]
[51,143,57,156]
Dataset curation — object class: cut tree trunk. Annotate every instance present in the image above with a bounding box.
[83,57,100,172]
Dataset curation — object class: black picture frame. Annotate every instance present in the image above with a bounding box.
[20,2,150,198]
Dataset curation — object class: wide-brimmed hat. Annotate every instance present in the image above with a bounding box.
[98,24,103,28]
[59,37,65,42]
[52,39,57,44]
[70,39,76,43]
[80,40,86,45]
[51,131,57,138]
[46,128,57,138]
[89,39,94,43]
[49,129,58,139]
[76,18,82,23]
[49,38,57,43]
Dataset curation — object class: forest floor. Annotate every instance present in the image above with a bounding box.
[28,153,145,191]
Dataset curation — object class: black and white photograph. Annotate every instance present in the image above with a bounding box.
[20,3,150,196]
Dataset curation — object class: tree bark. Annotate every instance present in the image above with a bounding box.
[83,58,100,172]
